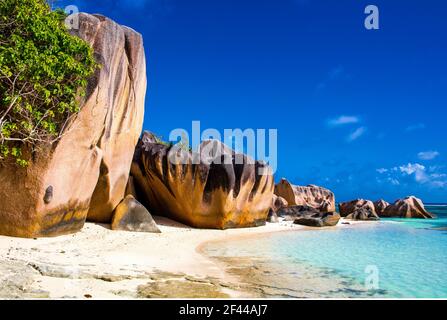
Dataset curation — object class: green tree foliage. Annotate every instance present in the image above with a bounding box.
[0,0,97,166]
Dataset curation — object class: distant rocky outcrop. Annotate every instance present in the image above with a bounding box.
[111,195,160,233]
[131,132,275,229]
[274,178,335,212]
[0,13,146,237]
[277,205,340,227]
[374,199,390,216]
[339,199,380,221]
[382,196,434,219]
[294,212,341,228]
[277,205,320,221]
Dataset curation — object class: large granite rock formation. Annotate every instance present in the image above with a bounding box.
[274,178,335,212]
[374,199,390,216]
[339,199,380,221]
[382,196,434,219]
[131,132,275,229]
[0,14,146,237]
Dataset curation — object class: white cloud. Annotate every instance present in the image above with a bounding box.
[431,173,447,179]
[376,163,447,189]
[328,115,359,127]
[431,181,447,188]
[417,150,440,160]
[399,163,427,182]
[406,123,425,132]
[347,127,367,142]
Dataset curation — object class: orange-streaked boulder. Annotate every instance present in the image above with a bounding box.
[0,13,146,237]
[274,178,335,212]
[131,132,275,229]
[382,196,434,219]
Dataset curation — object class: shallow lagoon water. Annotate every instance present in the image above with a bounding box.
[205,205,447,298]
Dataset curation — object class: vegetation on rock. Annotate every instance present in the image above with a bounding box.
[0,0,96,166]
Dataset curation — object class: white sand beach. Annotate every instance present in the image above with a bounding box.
[0,217,366,299]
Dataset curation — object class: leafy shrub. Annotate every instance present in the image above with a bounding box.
[0,0,97,166]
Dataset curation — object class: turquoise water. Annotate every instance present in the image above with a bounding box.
[206,205,447,298]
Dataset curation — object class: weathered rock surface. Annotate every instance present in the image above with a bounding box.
[339,199,380,221]
[271,194,288,213]
[111,195,160,233]
[274,179,335,212]
[0,13,146,237]
[131,132,274,229]
[0,260,49,299]
[277,205,320,221]
[374,199,390,216]
[267,195,288,223]
[276,205,340,227]
[266,210,279,223]
[294,212,341,227]
[345,208,380,221]
[382,196,434,219]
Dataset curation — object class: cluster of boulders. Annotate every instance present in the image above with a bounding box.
[0,13,436,238]
[268,179,341,228]
[338,196,434,221]
[339,199,380,221]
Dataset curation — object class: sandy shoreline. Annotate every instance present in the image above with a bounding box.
[0,216,369,299]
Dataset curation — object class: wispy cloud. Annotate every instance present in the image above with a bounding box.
[327,115,360,127]
[347,127,367,142]
[316,65,349,91]
[405,123,426,132]
[417,150,440,161]
[377,162,447,188]
[400,163,428,183]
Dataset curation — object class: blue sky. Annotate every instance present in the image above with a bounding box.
[56,0,446,202]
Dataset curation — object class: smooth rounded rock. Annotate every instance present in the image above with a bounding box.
[111,195,161,233]
[274,178,335,212]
